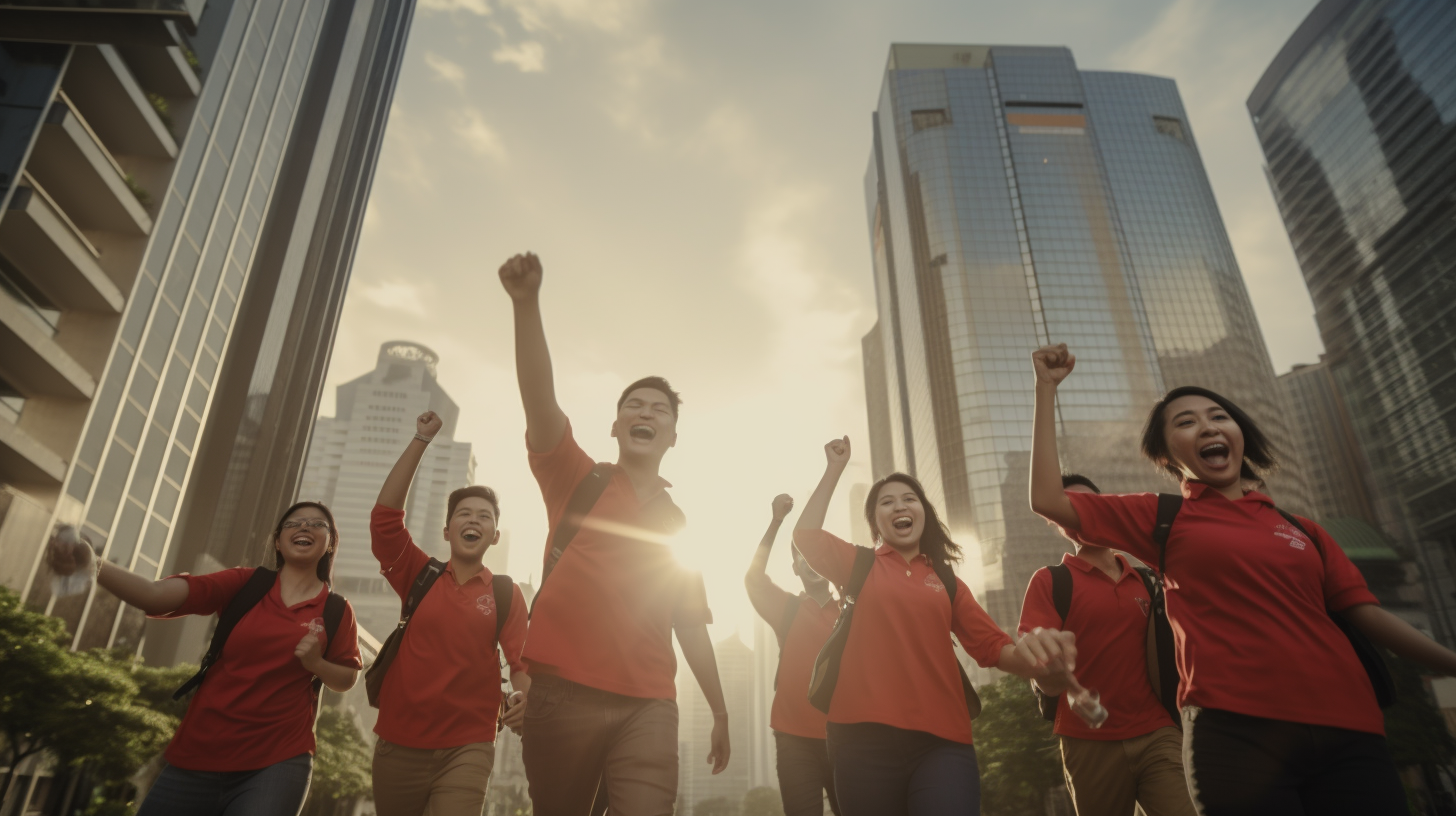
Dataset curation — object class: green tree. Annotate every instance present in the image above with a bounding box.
[740,786,784,816]
[694,795,739,816]
[300,707,372,816]
[0,588,170,807]
[974,675,1065,816]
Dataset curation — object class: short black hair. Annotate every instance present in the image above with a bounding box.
[1061,473,1101,493]
[617,376,682,419]
[1140,385,1275,482]
[448,486,500,521]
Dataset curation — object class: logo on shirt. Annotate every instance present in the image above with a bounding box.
[1135,597,1150,617]
[924,574,945,593]
[475,593,496,617]
[300,617,324,636]
[1273,524,1310,551]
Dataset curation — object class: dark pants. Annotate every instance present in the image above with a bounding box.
[136,754,312,816]
[1182,707,1406,816]
[826,722,980,816]
[775,731,841,816]
[522,674,678,816]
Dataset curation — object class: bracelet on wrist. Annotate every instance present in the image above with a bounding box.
[414,433,434,444]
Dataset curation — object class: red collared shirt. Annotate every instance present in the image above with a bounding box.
[526,423,712,699]
[746,574,838,738]
[1020,552,1176,740]
[155,569,362,771]
[371,505,528,748]
[793,530,1012,744]
[1066,483,1383,734]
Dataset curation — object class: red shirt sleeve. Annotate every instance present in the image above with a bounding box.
[791,529,857,587]
[325,600,364,670]
[951,577,1013,668]
[153,567,255,619]
[673,571,714,628]
[1297,516,1380,612]
[1018,567,1061,635]
[500,583,529,675]
[527,421,596,534]
[372,504,428,598]
[745,572,793,631]
[1064,491,1160,564]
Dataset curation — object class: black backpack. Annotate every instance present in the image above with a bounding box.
[173,567,347,701]
[1151,493,1396,709]
[808,548,982,719]
[365,558,514,708]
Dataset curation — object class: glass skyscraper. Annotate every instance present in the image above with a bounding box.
[0,0,414,665]
[863,44,1306,630]
[1249,0,1456,643]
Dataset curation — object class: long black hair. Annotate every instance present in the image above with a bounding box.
[863,472,963,568]
[1140,385,1276,483]
[272,500,337,583]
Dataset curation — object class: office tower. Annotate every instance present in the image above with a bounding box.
[1248,0,1456,643]
[862,44,1305,630]
[680,633,754,812]
[297,341,475,636]
[0,0,416,664]
[748,614,780,790]
[1276,359,1378,526]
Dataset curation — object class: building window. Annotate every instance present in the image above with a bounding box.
[1154,116,1185,142]
[0,375,24,423]
[912,109,951,132]
[0,253,61,335]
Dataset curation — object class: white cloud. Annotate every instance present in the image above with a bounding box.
[499,0,645,32]
[418,0,491,14]
[455,109,508,160]
[359,280,428,316]
[424,51,467,90]
[493,41,546,72]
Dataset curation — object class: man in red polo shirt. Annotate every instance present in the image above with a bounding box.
[744,494,841,816]
[1020,474,1193,816]
[500,251,730,816]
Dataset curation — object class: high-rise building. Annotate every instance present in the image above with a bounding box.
[748,614,779,790]
[1276,358,1379,527]
[298,340,475,636]
[1248,0,1456,644]
[862,44,1307,631]
[0,0,415,665]
[679,633,754,813]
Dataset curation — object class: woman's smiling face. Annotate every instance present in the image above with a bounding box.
[1162,394,1246,487]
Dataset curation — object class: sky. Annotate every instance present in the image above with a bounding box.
[323,0,1325,644]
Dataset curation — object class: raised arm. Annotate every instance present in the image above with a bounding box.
[745,494,794,620]
[500,252,568,453]
[1029,344,1080,530]
[47,536,190,615]
[676,621,731,774]
[379,412,443,510]
[795,437,849,535]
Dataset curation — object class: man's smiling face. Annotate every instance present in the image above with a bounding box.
[611,387,678,462]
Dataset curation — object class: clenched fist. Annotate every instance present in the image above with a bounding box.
[417,410,443,439]
[1031,344,1076,387]
[771,494,794,521]
[498,253,543,301]
[295,632,324,673]
[824,436,851,469]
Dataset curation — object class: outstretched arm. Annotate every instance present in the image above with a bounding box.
[1029,344,1080,530]
[378,412,443,510]
[795,437,850,535]
[47,535,188,615]
[500,252,568,453]
[1345,604,1456,675]
[676,622,731,774]
[745,495,794,620]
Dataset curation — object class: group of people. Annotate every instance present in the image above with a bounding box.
[44,253,1456,816]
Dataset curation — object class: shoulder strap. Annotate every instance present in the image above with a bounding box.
[492,574,513,642]
[845,547,876,599]
[172,567,278,700]
[312,591,349,696]
[533,463,613,613]
[1153,493,1183,576]
[934,560,958,605]
[1049,564,1073,625]
[928,558,984,721]
[1133,566,1158,596]
[407,559,448,616]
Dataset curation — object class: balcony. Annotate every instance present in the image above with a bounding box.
[0,0,205,46]
[0,174,123,314]
[61,45,179,160]
[119,39,200,99]
[0,287,96,400]
[24,93,153,236]
[0,414,65,485]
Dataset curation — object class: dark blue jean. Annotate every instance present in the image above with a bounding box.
[136,753,312,816]
[826,722,980,816]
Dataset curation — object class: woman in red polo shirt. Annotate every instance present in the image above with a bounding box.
[1028,343,1456,816]
[46,501,361,816]
[793,436,1077,816]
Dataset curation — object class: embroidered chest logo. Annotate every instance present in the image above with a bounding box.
[923,574,945,593]
[475,593,496,617]
[1135,597,1150,617]
[1273,524,1311,551]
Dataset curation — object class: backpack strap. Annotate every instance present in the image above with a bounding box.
[312,591,349,695]
[1049,563,1073,625]
[845,547,876,599]
[1153,493,1183,577]
[173,567,278,700]
[532,463,614,614]
[492,574,514,643]
[930,560,983,720]
[364,558,447,708]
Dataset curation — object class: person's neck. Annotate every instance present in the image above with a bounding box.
[278,562,323,602]
[617,453,664,499]
[804,582,834,606]
[450,556,486,585]
[1075,546,1122,580]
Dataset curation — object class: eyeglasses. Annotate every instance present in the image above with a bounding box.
[281,519,331,530]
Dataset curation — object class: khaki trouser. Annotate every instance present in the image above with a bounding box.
[372,738,495,816]
[1061,727,1196,816]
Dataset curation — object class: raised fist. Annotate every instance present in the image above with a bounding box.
[1031,344,1076,387]
[45,526,94,577]
[417,410,443,439]
[824,436,851,468]
[771,494,794,520]
[295,632,324,672]
[498,252,543,301]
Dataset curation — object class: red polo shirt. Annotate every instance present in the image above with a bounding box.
[526,423,712,699]
[1019,552,1176,740]
[155,568,362,771]
[792,530,1012,744]
[1066,483,1383,735]
[371,505,528,748]
[746,573,838,739]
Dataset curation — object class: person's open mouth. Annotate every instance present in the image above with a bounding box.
[630,425,656,441]
[1199,442,1230,468]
